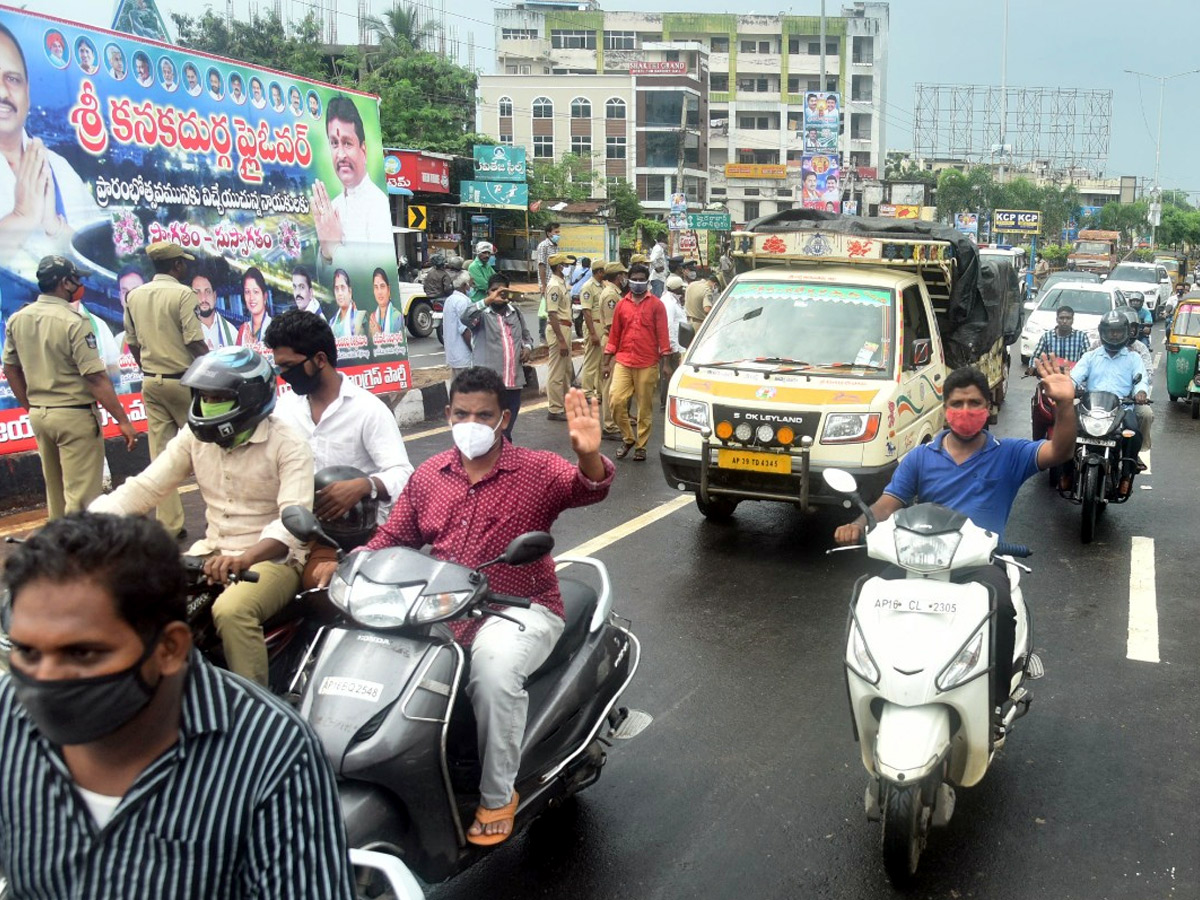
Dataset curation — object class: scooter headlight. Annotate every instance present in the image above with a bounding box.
[893,530,962,573]
[347,580,422,629]
[936,630,985,691]
[846,619,880,684]
[409,590,475,625]
[1080,412,1117,437]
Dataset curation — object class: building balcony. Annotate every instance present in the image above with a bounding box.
[786,54,840,75]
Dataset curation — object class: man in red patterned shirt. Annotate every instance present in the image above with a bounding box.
[310,367,613,845]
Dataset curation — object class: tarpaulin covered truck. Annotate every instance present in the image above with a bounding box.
[661,211,1021,521]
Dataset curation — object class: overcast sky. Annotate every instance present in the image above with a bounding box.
[24,0,1200,193]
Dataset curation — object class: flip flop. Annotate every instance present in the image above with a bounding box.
[616,441,634,459]
[466,791,520,847]
[633,448,647,461]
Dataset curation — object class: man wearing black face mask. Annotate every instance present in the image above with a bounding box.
[266,309,412,526]
[0,512,355,899]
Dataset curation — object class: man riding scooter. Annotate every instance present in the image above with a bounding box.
[310,368,614,846]
[835,358,1076,713]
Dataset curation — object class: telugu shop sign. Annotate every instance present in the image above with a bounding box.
[724,164,788,179]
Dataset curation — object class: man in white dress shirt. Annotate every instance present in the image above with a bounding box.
[312,96,391,267]
[193,271,237,350]
[291,265,323,314]
[265,309,412,531]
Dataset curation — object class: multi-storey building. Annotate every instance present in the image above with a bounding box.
[482,2,889,224]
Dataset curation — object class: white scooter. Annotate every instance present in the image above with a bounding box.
[824,469,1042,887]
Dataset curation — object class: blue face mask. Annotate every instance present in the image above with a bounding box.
[550,234,560,245]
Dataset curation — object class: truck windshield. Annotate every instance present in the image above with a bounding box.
[689,280,892,372]
[1074,241,1111,255]
[1109,265,1157,283]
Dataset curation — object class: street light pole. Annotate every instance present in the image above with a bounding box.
[1124,67,1200,247]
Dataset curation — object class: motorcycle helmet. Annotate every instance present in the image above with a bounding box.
[182,346,277,447]
[1118,306,1141,343]
[314,465,378,551]
[1098,309,1130,353]
[429,252,446,268]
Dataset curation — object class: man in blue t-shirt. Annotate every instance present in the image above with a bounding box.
[834,358,1076,706]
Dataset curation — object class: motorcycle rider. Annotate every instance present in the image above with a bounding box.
[91,347,314,687]
[1072,310,1151,493]
[309,368,614,846]
[1127,292,1153,347]
[422,253,455,306]
[835,358,1076,712]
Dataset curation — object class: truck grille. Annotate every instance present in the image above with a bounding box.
[711,404,820,448]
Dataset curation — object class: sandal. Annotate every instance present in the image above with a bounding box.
[632,448,647,461]
[466,790,519,847]
[615,441,634,460]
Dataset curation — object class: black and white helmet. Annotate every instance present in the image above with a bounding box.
[314,466,378,551]
[182,346,277,447]
[1098,309,1130,353]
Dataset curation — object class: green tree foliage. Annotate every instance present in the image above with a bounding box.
[936,167,1079,243]
[172,10,329,83]
[607,178,643,230]
[363,3,439,66]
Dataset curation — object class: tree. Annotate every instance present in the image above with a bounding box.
[607,178,643,230]
[357,51,479,154]
[528,154,596,204]
[363,3,440,68]
[172,10,329,83]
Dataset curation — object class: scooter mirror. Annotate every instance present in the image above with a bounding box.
[503,531,555,566]
[678,321,695,349]
[281,505,340,550]
[822,468,859,495]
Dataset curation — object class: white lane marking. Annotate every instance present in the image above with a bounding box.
[1127,536,1160,663]
[0,484,201,539]
[558,494,694,561]
[1139,450,1151,475]
[403,401,550,441]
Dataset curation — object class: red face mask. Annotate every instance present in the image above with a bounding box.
[945,406,989,438]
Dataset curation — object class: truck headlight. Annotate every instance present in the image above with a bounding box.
[821,412,880,444]
[668,397,709,432]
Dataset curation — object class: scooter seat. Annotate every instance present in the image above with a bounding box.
[527,577,599,682]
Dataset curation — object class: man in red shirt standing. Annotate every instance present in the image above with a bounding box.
[603,262,671,461]
[310,367,614,846]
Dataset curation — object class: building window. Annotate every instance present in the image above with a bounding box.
[852,75,873,102]
[498,96,513,118]
[551,29,596,50]
[606,135,626,159]
[711,73,729,92]
[606,97,627,119]
[737,115,773,130]
[532,96,553,118]
[501,28,538,40]
[711,36,729,53]
[853,35,874,64]
[851,151,872,168]
[743,201,760,220]
[665,50,680,62]
[740,40,756,53]
[827,77,838,93]
[788,37,800,54]
[710,187,726,196]
[505,66,517,74]
[604,30,635,50]
[570,97,592,118]
[499,133,514,146]
[787,75,800,94]
[776,201,793,211]
[571,135,592,156]
[534,135,554,158]
[851,112,873,140]
[737,77,770,93]
[645,177,666,202]
[743,188,760,197]
[739,39,771,54]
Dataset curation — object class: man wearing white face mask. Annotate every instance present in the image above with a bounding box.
[309,367,613,846]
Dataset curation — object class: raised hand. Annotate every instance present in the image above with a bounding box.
[565,387,600,459]
[1033,352,1076,406]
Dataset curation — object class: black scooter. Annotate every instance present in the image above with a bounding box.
[281,507,649,889]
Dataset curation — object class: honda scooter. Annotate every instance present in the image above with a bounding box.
[824,469,1039,887]
[281,507,648,890]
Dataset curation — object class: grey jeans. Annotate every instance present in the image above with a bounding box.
[467,603,565,807]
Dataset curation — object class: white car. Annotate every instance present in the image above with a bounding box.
[1018,282,1129,362]
[1104,262,1172,319]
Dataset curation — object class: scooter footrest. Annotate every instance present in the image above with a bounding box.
[610,708,652,741]
[1024,651,1045,680]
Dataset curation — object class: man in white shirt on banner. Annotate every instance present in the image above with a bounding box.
[193,270,237,351]
[312,96,391,266]
[291,265,323,315]
[265,309,412,532]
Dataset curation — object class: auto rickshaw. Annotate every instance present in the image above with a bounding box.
[1166,293,1200,419]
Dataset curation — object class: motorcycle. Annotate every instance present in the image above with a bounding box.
[280,507,649,888]
[824,468,1038,887]
[1059,387,1148,543]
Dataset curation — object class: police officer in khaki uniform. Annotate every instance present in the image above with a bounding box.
[123,241,208,538]
[579,261,607,401]
[543,251,575,421]
[2,257,138,519]
[598,262,627,440]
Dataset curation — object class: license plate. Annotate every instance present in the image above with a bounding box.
[872,597,958,615]
[1076,437,1116,447]
[716,449,791,474]
[318,676,383,702]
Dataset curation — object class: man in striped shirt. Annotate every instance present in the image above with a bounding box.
[0,513,354,899]
[1026,306,1090,374]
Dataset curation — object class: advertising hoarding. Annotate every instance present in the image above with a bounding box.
[800,153,842,213]
[993,209,1042,235]
[472,145,527,182]
[384,149,450,195]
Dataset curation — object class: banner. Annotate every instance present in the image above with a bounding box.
[473,145,527,181]
[0,6,409,456]
[994,209,1042,235]
[111,0,170,43]
[800,154,842,213]
[954,212,979,235]
[460,180,529,210]
[384,149,450,195]
[879,204,920,219]
[803,91,840,129]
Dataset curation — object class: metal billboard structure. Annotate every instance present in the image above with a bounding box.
[913,84,1112,175]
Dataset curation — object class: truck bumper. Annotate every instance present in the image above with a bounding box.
[660,444,897,510]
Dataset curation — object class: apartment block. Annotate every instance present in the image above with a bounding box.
[484,2,889,223]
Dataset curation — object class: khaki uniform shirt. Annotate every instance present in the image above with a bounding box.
[599,283,622,335]
[91,416,314,561]
[684,281,714,324]
[580,277,605,339]
[123,274,204,375]
[2,294,105,406]
[544,273,570,346]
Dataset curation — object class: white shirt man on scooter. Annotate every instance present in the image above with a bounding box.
[834,359,1076,707]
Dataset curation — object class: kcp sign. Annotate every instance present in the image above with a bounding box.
[993,209,1041,235]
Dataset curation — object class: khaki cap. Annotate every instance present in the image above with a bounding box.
[146,241,195,261]
[592,260,607,273]
[605,262,628,275]
[630,253,649,264]
[547,252,576,267]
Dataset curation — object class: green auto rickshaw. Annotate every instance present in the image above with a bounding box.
[1166,295,1200,418]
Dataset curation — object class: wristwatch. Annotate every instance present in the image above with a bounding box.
[367,478,379,501]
